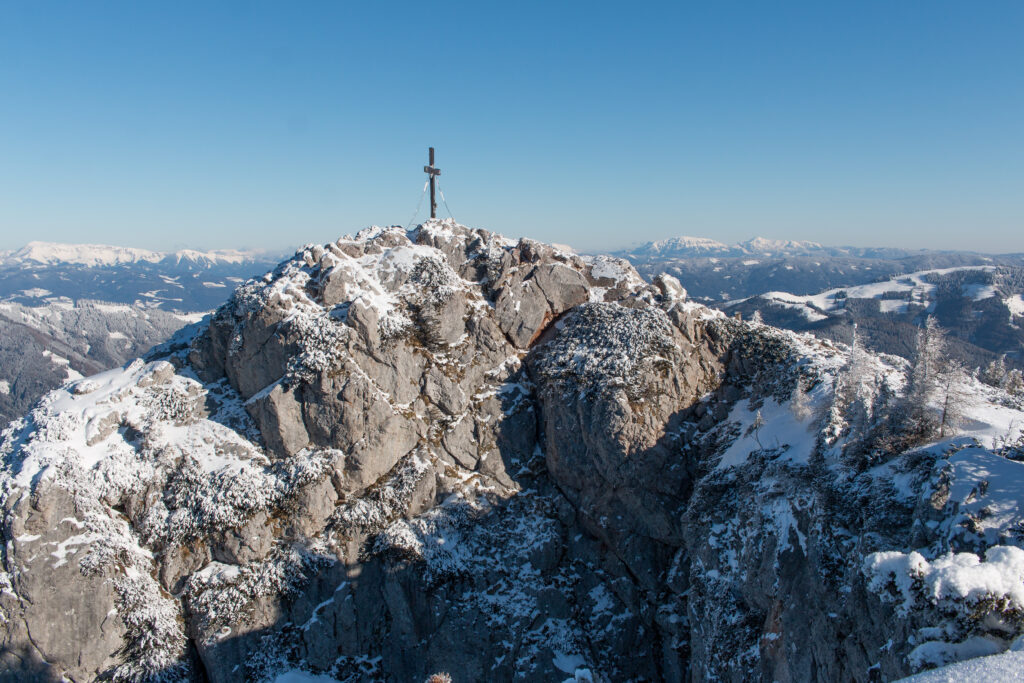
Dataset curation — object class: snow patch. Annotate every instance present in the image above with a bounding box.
[865,546,1024,615]
[897,646,1024,682]
[715,397,819,471]
[552,651,587,674]
[1005,295,1024,318]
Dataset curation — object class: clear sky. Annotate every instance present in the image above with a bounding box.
[1,1,1022,253]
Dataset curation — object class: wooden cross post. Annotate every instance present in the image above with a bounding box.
[424,147,441,219]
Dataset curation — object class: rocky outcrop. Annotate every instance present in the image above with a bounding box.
[3,220,1024,682]
[1,480,125,681]
[189,222,645,493]
[528,302,725,589]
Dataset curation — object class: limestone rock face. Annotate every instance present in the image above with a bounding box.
[3,220,1024,683]
[528,301,726,588]
[1,481,124,682]
[189,221,644,493]
[246,382,309,456]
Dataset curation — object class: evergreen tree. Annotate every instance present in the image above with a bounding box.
[750,410,765,449]
[831,326,888,468]
[837,327,877,443]
[790,381,813,422]
[1006,369,1024,397]
[981,355,1008,388]
[911,316,944,394]
[936,359,969,438]
[903,316,946,439]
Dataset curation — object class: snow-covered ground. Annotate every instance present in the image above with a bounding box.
[727,266,998,316]
[897,644,1024,682]
[1006,294,1024,318]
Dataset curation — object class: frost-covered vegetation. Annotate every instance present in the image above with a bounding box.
[531,303,677,401]
[866,547,1024,669]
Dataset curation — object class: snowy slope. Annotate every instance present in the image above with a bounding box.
[726,266,998,315]
[0,299,203,428]
[0,241,286,429]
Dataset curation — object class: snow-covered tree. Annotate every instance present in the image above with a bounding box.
[790,381,813,422]
[911,316,945,393]
[902,316,947,440]
[1006,369,1024,397]
[749,410,765,450]
[981,355,1009,388]
[835,327,878,452]
[936,359,970,438]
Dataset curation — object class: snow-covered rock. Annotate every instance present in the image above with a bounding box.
[2,219,1024,682]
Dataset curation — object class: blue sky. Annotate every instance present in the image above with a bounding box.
[1,1,1022,253]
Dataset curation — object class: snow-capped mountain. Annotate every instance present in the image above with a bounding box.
[736,236,825,255]
[3,220,1024,682]
[620,235,833,260]
[3,241,273,268]
[628,235,731,257]
[0,240,285,311]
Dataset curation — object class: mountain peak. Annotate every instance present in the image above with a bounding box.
[650,235,730,252]
[738,236,825,254]
[620,234,829,259]
[4,220,1024,683]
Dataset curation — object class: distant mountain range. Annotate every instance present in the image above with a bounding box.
[0,241,286,312]
[620,235,825,259]
[1,241,272,268]
[723,265,1024,369]
[614,235,957,261]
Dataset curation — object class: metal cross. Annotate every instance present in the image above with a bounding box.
[424,147,441,219]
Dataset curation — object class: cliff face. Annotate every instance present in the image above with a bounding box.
[3,220,1024,682]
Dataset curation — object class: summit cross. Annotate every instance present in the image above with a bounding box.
[424,147,441,219]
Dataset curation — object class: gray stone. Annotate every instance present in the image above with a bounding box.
[531,262,589,313]
[211,510,275,564]
[246,382,310,457]
[2,483,125,682]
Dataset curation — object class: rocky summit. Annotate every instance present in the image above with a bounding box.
[3,220,1024,682]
